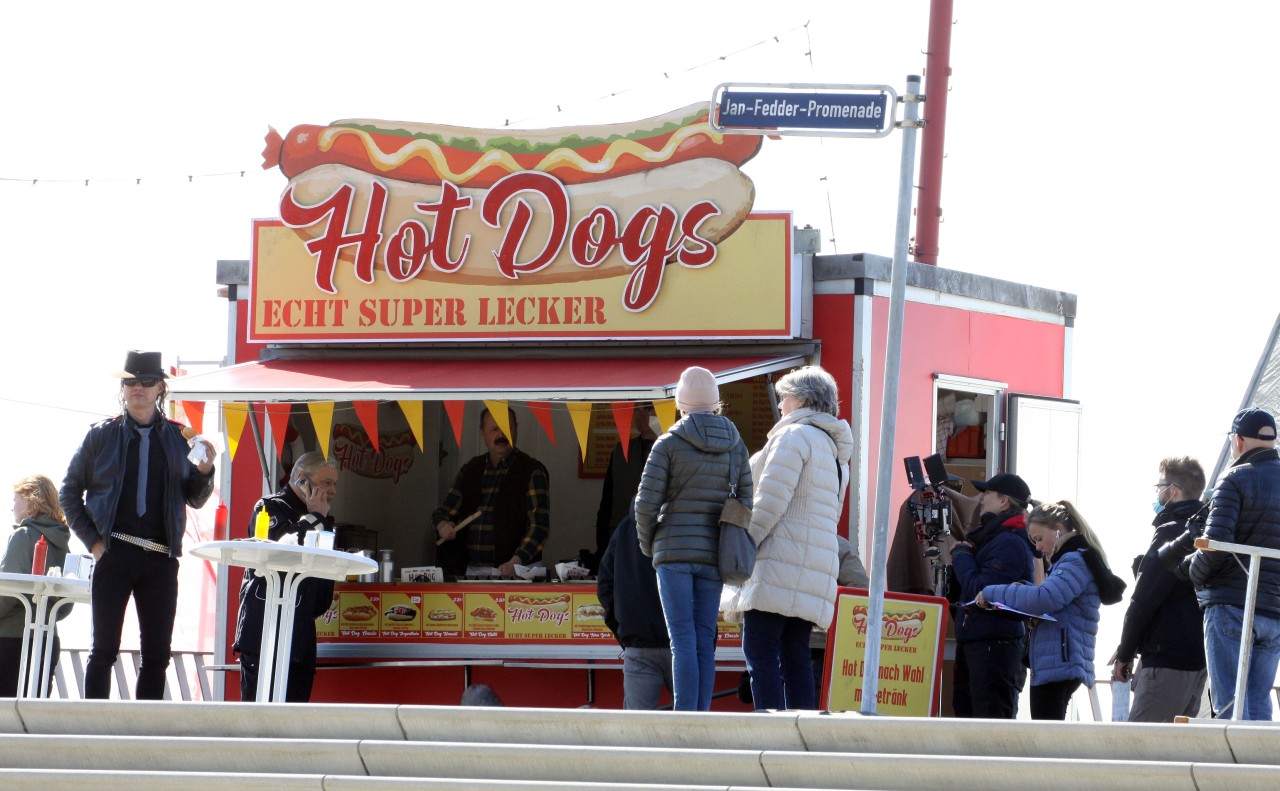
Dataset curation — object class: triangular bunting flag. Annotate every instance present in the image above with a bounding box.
[353,401,381,452]
[263,403,292,462]
[527,401,557,445]
[611,402,636,461]
[654,399,678,432]
[308,402,335,459]
[222,403,249,462]
[399,400,425,451]
[179,401,205,435]
[444,401,467,448]
[566,402,593,461]
[483,399,512,443]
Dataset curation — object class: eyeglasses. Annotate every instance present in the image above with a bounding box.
[121,377,161,388]
[1154,482,1176,491]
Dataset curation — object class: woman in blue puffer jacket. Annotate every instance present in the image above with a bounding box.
[976,500,1126,719]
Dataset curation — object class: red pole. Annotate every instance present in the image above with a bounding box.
[913,0,953,266]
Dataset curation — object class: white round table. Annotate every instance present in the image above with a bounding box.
[0,572,91,697]
[189,541,376,702]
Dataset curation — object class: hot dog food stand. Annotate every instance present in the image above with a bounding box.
[170,103,1077,709]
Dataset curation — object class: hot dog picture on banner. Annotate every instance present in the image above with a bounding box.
[262,104,763,313]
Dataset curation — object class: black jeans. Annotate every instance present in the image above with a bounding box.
[239,652,317,703]
[1030,678,1082,720]
[0,634,60,697]
[952,636,1027,718]
[743,609,817,711]
[85,540,179,700]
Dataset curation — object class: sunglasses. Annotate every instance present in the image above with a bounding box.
[121,377,161,388]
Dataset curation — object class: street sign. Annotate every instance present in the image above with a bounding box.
[711,83,897,138]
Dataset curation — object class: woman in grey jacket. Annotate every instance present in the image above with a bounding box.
[0,475,73,696]
[635,367,751,711]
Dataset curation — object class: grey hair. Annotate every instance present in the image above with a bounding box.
[775,366,840,416]
[291,451,338,480]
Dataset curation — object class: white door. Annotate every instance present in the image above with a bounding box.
[1006,394,1082,503]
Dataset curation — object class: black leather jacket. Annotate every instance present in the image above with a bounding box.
[60,412,215,558]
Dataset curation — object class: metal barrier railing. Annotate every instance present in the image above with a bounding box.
[1194,535,1280,720]
[51,649,215,701]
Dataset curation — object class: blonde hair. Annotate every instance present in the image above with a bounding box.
[1028,499,1108,565]
[13,475,66,525]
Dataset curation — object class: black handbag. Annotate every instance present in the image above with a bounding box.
[718,450,756,586]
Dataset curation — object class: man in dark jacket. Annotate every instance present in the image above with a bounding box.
[594,402,659,571]
[597,510,672,709]
[950,472,1035,718]
[1189,407,1280,720]
[433,407,550,578]
[61,350,216,700]
[1110,456,1208,721]
[234,452,339,702]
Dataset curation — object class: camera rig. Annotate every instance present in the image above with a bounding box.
[904,453,954,598]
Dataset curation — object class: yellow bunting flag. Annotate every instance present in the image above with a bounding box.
[353,401,381,452]
[308,401,335,459]
[263,403,292,462]
[565,402,594,461]
[527,401,557,445]
[654,399,678,432]
[399,400,425,451]
[483,399,512,443]
[179,401,205,435]
[610,402,636,461]
[443,401,467,447]
[222,403,249,462]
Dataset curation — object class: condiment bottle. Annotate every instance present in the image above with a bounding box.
[254,509,270,540]
[32,535,48,575]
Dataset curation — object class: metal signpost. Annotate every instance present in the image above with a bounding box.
[712,79,924,715]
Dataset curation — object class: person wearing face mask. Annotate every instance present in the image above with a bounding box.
[1108,456,1208,722]
[975,500,1126,720]
[593,402,661,570]
[948,472,1036,718]
[1187,407,1280,720]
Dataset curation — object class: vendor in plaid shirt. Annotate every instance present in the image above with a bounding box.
[433,407,550,577]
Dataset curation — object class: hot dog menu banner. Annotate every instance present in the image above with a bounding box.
[317,583,742,645]
[253,103,795,342]
[820,588,948,717]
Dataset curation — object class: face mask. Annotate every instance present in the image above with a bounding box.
[648,415,663,436]
[1152,500,1165,515]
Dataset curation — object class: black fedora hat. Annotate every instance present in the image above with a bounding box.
[112,350,167,380]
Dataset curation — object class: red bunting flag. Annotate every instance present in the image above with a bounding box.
[263,403,292,462]
[527,401,557,445]
[178,401,205,435]
[353,401,380,452]
[444,400,467,448]
[610,402,635,461]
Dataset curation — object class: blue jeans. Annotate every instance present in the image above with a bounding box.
[743,609,817,710]
[656,563,722,711]
[1204,604,1280,720]
[622,645,674,710]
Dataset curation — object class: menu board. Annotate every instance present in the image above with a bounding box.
[317,583,742,646]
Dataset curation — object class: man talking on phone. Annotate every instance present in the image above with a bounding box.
[233,452,340,702]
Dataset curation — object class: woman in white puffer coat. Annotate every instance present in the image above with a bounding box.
[724,366,854,710]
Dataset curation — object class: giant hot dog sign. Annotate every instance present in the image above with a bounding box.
[252,103,795,342]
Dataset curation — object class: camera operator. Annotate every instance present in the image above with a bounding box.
[1109,456,1208,721]
[1187,408,1280,720]
[950,472,1036,719]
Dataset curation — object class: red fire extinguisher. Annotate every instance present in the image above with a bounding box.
[31,535,48,575]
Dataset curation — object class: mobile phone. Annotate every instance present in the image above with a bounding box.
[295,477,312,496]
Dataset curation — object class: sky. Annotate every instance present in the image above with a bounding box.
[4,1,1277,701]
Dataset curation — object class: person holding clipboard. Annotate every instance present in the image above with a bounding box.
[975,500,1126,720]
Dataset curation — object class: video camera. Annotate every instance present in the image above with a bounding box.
[904,454,954,552]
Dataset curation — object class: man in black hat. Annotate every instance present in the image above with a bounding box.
[949,471,1036,718]
[60,350,216,700]
[1189,407,1280,720]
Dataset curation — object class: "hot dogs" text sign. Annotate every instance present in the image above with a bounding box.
[252,105,795,343]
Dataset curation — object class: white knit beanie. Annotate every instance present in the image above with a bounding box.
[675,366,720,413]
